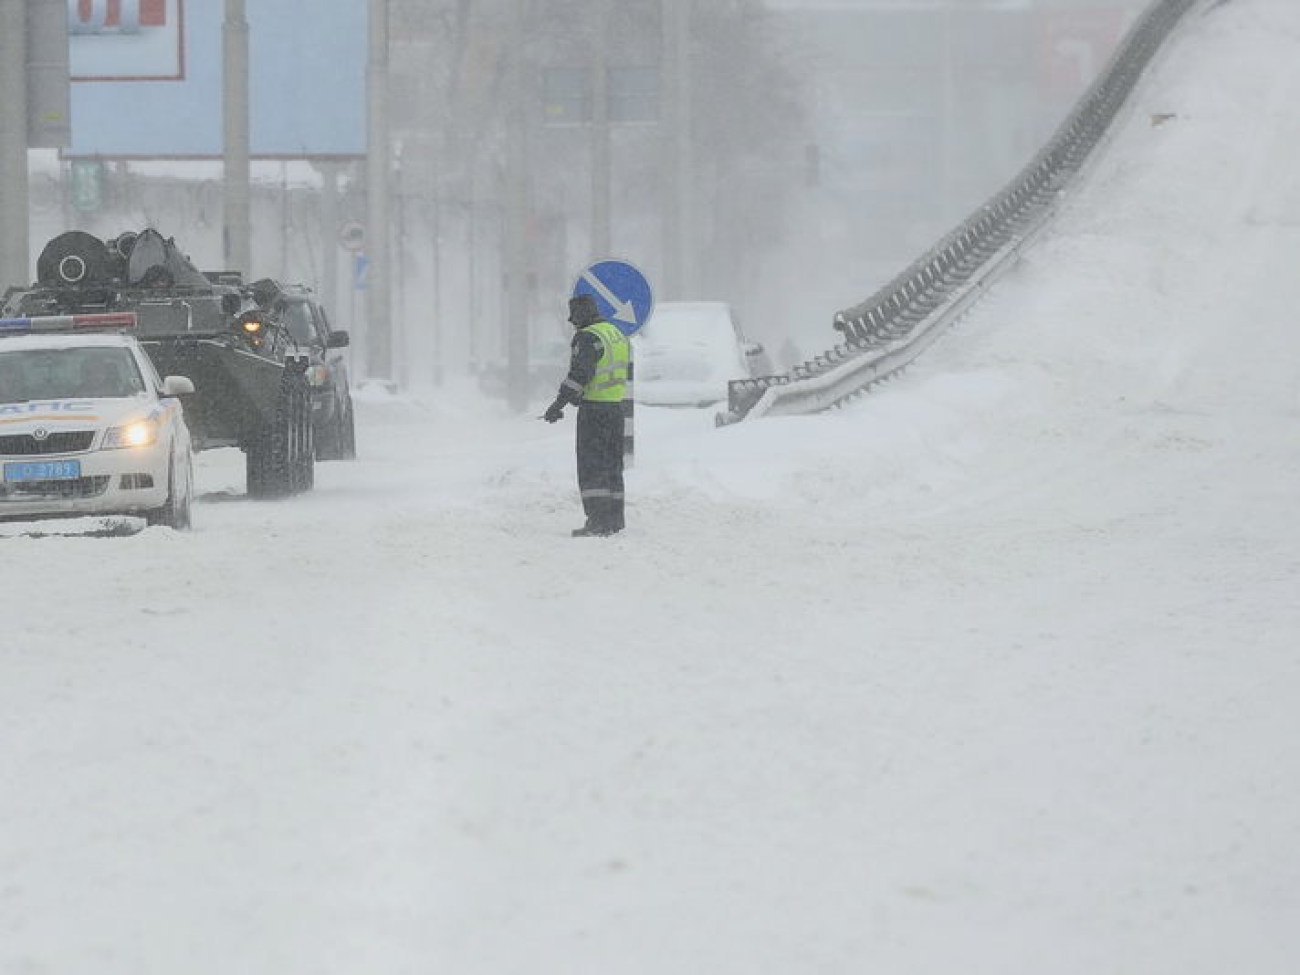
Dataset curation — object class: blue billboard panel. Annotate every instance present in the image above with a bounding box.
[70,0,182,81]
[67,0,365,159]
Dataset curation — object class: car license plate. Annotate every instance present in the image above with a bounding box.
[4,459,82,482]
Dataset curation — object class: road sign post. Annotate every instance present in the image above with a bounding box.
[339,220,366,252]
[571,258,654,337]
[572,259,654,461]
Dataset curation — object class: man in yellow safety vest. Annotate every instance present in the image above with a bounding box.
[543,294,630,536]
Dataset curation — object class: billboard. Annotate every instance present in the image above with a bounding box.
[69,0,183,81]
[66,0,365,159]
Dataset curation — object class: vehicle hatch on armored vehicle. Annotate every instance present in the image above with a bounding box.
[0,315,195,528]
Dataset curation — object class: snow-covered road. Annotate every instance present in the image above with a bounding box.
[4,1,1300,972]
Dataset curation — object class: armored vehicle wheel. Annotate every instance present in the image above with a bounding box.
[290,395,315,493]
[246,372,314,498]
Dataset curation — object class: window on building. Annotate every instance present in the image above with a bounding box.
[610,66,658,123]
[542,67,590,125]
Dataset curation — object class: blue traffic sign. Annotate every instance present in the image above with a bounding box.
[572,259,654,336]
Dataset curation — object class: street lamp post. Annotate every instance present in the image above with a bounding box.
[662,0,693,299]
[592,0,612,259]
[0,0,30,288]
[222,0,251,277]
[504,0,530,413]
[366,0,393,384]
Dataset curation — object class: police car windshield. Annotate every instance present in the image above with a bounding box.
[0,348,145,403]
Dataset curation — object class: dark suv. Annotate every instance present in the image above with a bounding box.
[250,280,356,461]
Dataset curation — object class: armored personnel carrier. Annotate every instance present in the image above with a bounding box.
[1,229,323,498]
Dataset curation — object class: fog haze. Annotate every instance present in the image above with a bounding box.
[28,0,1154,390]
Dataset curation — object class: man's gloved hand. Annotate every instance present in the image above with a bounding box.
[543,401,565,424]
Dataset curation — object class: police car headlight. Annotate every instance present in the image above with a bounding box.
[103,419,160,449]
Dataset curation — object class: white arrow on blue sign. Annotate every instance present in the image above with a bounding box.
[572,259,654,336]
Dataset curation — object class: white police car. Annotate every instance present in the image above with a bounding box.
[0,313,196,528]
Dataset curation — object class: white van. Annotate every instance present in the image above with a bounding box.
[631,301,770,407]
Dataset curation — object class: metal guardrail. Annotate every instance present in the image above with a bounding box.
[720,0,1199,425]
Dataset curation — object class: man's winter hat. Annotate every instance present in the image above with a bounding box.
[568,294,600,325]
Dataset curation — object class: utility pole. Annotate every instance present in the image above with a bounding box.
[317,162,340,322]
[591,0,612,258]
[0,0,30,288]
[662,0,693,299]
[366,0,393,383]
[504,0,530,413]
[223,0,251,277]
[940,1,958,225]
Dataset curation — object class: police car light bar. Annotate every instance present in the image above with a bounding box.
[0,312,138,334]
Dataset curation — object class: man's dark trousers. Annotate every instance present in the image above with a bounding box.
[576,400,625,532]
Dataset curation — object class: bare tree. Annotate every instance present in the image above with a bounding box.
[384,0,810,377]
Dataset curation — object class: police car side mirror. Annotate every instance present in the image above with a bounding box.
[326,330,350,349]
[162,375,195,396]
